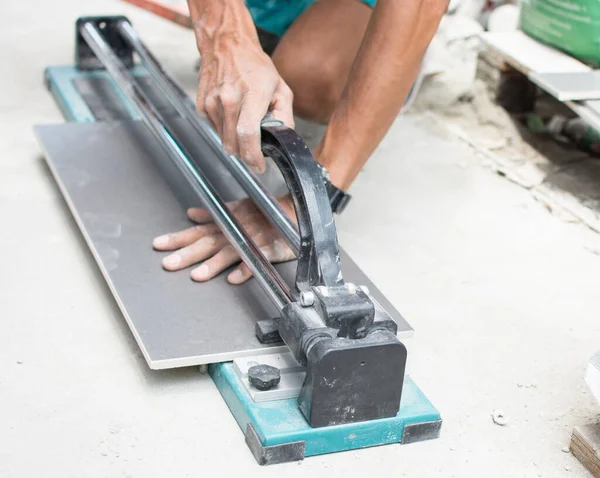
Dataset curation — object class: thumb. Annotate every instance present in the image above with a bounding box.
[269,81,295,129]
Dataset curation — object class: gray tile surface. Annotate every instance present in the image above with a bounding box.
[34,120,412,368]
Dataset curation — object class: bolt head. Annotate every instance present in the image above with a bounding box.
[299,291,315,307]
[248,364,281,391]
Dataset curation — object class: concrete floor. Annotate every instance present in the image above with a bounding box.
[2,1,600,476]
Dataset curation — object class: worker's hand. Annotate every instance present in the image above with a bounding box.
[152,196,296,284]
[197,44,294,174]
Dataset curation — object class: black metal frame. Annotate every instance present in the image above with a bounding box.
[76,16,133,70]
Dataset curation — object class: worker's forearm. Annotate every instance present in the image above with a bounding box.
[318,0,448,191]
[187,0,260,55]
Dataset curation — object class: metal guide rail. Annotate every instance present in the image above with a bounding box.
[76,16,407,428]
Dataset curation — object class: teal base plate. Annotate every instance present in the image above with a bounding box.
[209,362,441,465]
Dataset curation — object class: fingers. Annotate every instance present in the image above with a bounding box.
[187,201,254,225]
[198,83,291,174]
[218,87,243,156]
[227,238,294,285]
[196,77,208,118]
[152,223,220,251]
[158,198,295,284]
[187,207,213,224]
[204,93,221,135]
[261,238,295,263]
[269,82,295,129]
[159,232,293,282]
[237,92,271,174]
[191,244,240,282]
[199,85,246,158]
[162,234,229,271]
[228,262,252,284]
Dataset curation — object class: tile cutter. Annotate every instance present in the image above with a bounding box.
[35,16,442,465]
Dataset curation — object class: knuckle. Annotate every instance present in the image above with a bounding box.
[223,143,238,156]
[223,244,237,256]
[204,92,218,110]
[199,235,217,247]
[236,124,258,139]
[222,138,236,153]
[272,238,291,261]
[206,223,220,234]
[229,200,246,214]
[245,220,266,236]
[204,91,217,105]
[243,222,259,236]
[262,242,283,262]
[219,97,233,109]
[218,87,239,107]
[262,238,289,262]
[205,101,218,117]
[280,84,294,101]
[196,224,216,237]
[238,201,257,215]
[252,231,269,247]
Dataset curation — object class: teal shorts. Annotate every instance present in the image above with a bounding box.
[246,0,376,37]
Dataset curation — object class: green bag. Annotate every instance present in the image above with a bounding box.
[520,0,600,67]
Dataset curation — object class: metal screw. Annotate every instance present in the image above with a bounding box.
[248,364,281,391]
[299,291,315,307]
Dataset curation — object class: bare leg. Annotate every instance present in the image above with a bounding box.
[271,0,372,123]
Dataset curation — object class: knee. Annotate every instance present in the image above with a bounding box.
[274,52,344,123]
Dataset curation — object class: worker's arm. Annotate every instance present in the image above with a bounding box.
[316,0,448,190]
[155,0,447,284]
[155,0,296,285]
[187,0,294,173]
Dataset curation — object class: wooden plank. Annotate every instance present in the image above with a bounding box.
[571,424,600,478]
